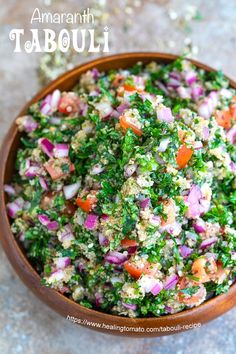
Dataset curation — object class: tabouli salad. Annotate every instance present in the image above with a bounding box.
[5,58,236,317]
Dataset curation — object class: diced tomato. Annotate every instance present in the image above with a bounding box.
[44,158,75,180]
[123,84,137,92]
[58,94,79,114]
[119,115,143,136]
[124,261,144,279]
[176,144,193,169]
[76,196,97,213]
[124,260,158,279]
[215,109,232,129]
[121,238,137,248]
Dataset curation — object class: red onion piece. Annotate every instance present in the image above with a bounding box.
[49,117,62,125]
[95,292,103,307]
[193,219,206,233]
[95,101,113,119]
[163,274,179,290]
[98,233,109,246]
[227,126,236,144]
[177,86,191,99]
[7,197,24,218]
[200,237,217,249]
[54,257,71,269]
[127,246,137,255]
[24,116,38,133]
[58,224,75,242]
[25,165,40,178]
[63,182,81,200]
[91,68,100,80]
[4,184,16,196]
[149,214,161,226]
[124,164,137,177]
[202,126,210,141]
[50,90,61,111]
[179,245,193,258]
[40,101,52,115]
[140,198,150,209]
[38,214,59,230]
[191,85,203,101]
[198,91,218,119]
[105,251,128,265]
[84,214,98,230]
[90,164,105,175]
[53,143,69,158]
[158,138,170,152]
[194,141,203,150]
[185,185,203,219]
[230,161,236,173]
[39,177,48,191]
[39,138,54,157]
[117,103,130,114]
[122,302,137,311]
[157,107,174,123]
[185,71,197,85]
[151,280,163,296]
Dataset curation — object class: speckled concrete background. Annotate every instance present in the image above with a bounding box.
[0,0,236,353]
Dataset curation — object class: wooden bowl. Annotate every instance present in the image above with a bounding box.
[0,53,235,337]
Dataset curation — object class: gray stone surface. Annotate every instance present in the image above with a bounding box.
[0,0,236,353]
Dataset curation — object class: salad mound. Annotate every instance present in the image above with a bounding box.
[6,58,236,317]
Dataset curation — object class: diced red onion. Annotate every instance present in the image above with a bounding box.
[63,182,81,200]
[39,177,48,191]
[202,126,210,141]
[157,107,174,123]
[151,280,163,295]
[191,85,204,101]
[169,71,181,81]
[185,185,203,218]
[54,257,71,269]
[49,117,62,125]
[24,116,38,132]
[98,233,109,246]
[165,305,173,313]
[38,214,50,225]
[117,103,129,114]
[50,90,61,111]
[90,164,105,175]
[194,141,203,150]
[105,251,128,265]
[49,269,65,282]
[38,214,59,230]
[122,302,137,311]
[200,237,217,249]
[230,161,236,173]
[91,68,100,80]
[158,138,170,152]
[193,219,206,233]
[124,164,137,177]
[25,165,40,178]
[149,214,161,226]
[164,274,179,290]
[53,143,69,158]
[84,214,98,230]
[227,126,236,144]
[4,184,16,196]
[95,101,113,119]
[231,252,236,261]
[40,101,52,115]
[156,81,169,95]
[39,138,54,157]
[95,292,103,307]
[140,198,150,209]
[59,224,75,242]
[47,221,59,230]
[179,245,193,258]
[7,197,24,218]
[198,91,218,119]
[185,71,197,85]
[177,86,191,99]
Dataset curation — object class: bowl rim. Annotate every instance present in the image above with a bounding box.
[0,52,235,335]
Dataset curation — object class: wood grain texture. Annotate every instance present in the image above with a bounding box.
[0,52,235,337]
